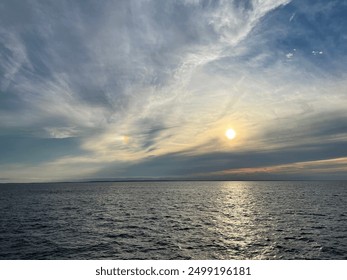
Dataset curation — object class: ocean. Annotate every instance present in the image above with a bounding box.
[0,181,346,259]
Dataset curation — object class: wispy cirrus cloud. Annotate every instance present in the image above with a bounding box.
[1,0,347,182]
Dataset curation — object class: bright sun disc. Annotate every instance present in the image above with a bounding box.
[225,128,236,140]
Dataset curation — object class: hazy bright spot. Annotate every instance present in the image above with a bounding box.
[225,128,236,140]
[122,135,129,144]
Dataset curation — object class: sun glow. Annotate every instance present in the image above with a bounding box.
[225,128,236,140]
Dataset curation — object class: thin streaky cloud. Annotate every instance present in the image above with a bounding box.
[1,0,347,182]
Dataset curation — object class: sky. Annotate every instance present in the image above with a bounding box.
[1,0,347,182]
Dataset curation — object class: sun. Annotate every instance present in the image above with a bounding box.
[225,128,236,140]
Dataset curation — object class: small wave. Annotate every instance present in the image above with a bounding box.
[105,233,135,239]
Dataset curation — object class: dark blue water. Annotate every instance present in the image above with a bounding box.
[0,181,346,259]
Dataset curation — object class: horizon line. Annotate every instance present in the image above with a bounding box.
[1,178,347,184]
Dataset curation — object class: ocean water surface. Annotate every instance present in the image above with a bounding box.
[0,181,346,259]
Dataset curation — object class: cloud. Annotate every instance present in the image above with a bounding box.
[207,157,347,180]
[1,0,347,182]
[257,110,347,148]
[44,127,79,139]
[88,109,347,180]
[1,0,291,124]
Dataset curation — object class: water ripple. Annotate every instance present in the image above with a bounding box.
[0,181,346,259]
